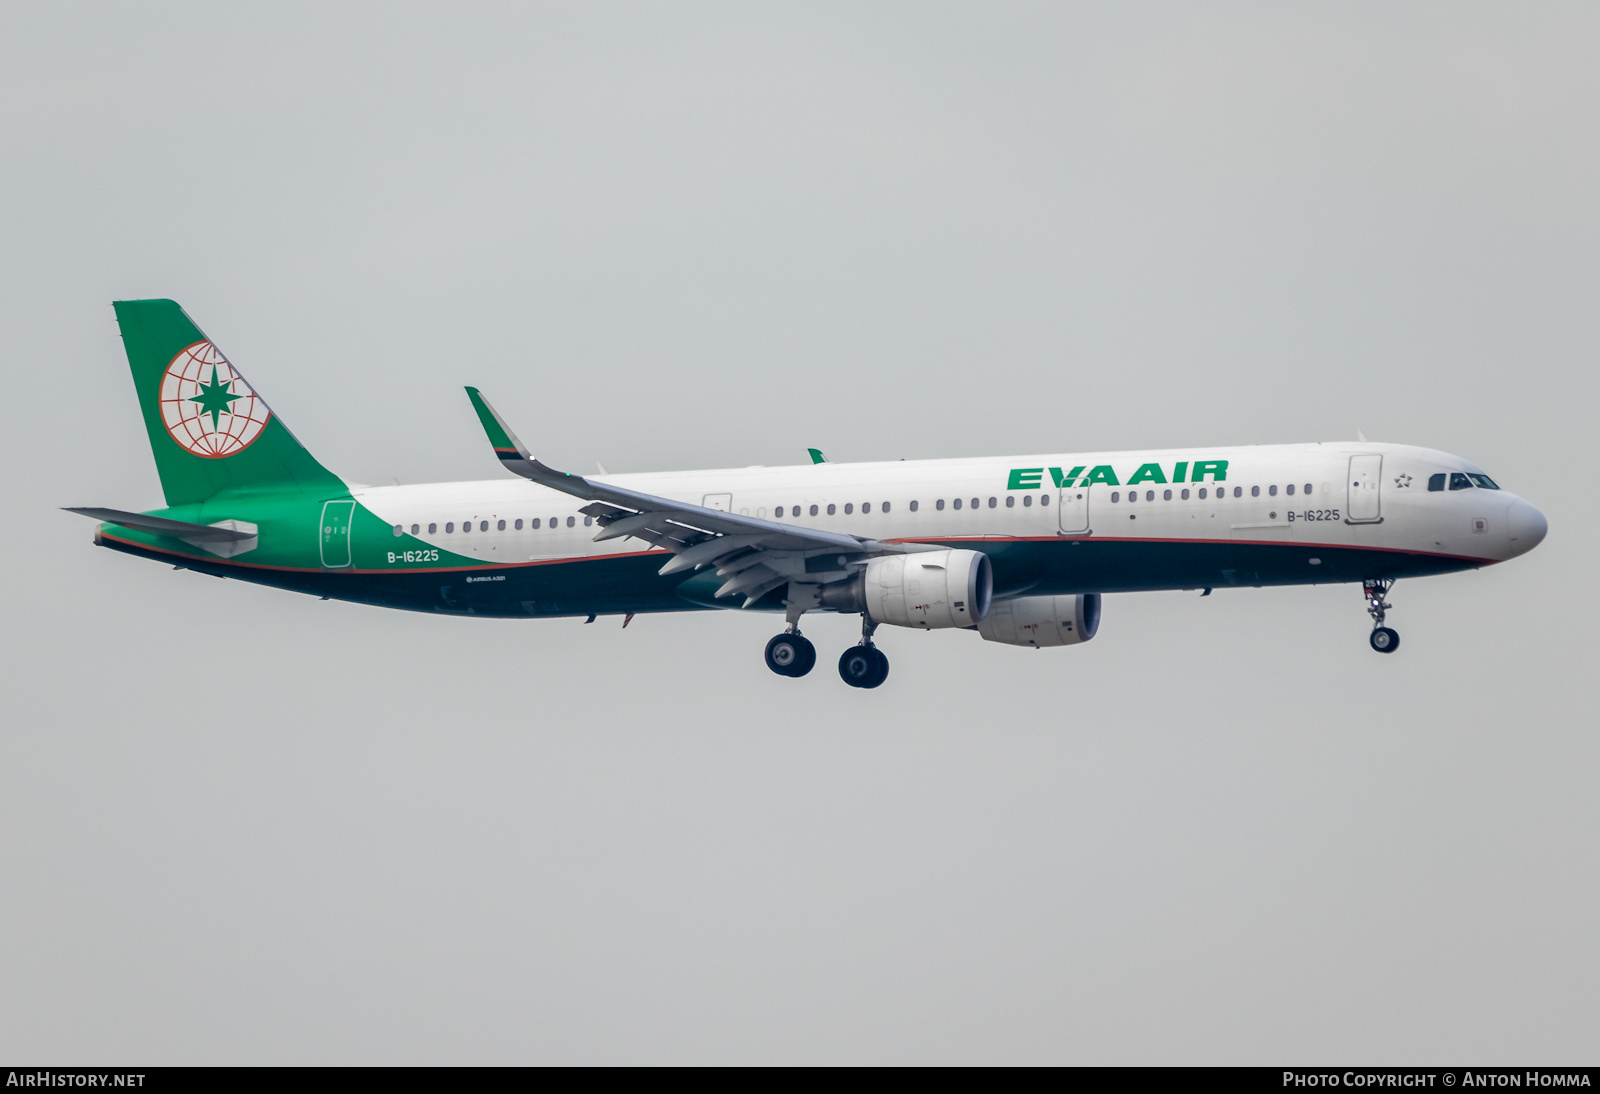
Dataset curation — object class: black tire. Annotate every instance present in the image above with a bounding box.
[765,633,814,677]
[1369,627,1400,654]
[838,644,878,687]
[791,634,816,676]
[861,647,890,689]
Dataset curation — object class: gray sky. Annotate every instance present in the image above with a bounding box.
[1,1,1595,1064]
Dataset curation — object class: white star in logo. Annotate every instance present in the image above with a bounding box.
[1394,473,1413,488]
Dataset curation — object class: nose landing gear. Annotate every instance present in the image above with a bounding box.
[1364,579,1400,654]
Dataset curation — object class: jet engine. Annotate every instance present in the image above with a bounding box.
[818,549,992,629]
[977,593,1101,647]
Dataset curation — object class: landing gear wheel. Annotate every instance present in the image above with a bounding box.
[838,645,890,689]
[765,633,816,677]
[1370,627,1400,654]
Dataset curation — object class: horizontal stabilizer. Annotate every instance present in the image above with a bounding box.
[64,507,256,543]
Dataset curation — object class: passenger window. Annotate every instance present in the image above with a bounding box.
[584,516,592,526]
[1006,496,1015,508]
[1180,489,1189,500]
[1285,484,1294,496]
[566,516,575,527]
[1468,474,1500,490]
[1143,490,1152,501]
[774,507,783,519]
[514,519,522,530]
[936,499,945,511]
[497,519,506,531]
[910,500,919,512]
[411,524,420,535]
[1305,484,1313,495]
[1233,487,1242,498]
[428,523,437,534]
[791,506,801,517]
[1197,488,1206,500]
[550,516,558,527]
[446,522,454,533]
[844,503,853,515]
[1022,495,1031,507]
[988,497,997,508]
[1428,473,1446,491]
[393,524,402,537]
[1111,491,1121,503]
[1450,473,1473,491]
[481,521,489,532]
[1269,485,1278,497]
[462,521,471,533]
[1163,489,1171,501]
[1127,491,1136,503]
[1251,486,1260,497]
[863,502,872,514]
[809,504,818,516]
[827,503,836,515]
[971,498,980,509]
[952,498,961,510]
[532,518,540,529]
[1040,493,1049,506]
[882,502,891,513]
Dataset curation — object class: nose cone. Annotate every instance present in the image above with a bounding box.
[1506,499,1548,558]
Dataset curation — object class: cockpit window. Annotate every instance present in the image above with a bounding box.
[1468,474,1499,490]
[1449,472,1473,491]
[1428,473,1446,491]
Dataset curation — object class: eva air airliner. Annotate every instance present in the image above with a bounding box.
[72,299,1548,688]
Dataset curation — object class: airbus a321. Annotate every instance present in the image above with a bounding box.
[71,300,1549,688]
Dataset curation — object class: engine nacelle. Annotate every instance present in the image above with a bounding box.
[820,549,992,629]
[977,593,1101,647]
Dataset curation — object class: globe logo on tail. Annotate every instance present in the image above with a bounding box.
[159,341,272,458]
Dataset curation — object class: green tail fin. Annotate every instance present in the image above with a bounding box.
[112,299,344,506]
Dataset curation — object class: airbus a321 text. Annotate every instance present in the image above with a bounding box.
[72,300,1549,688]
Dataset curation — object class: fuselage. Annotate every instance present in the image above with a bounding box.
[98,440,1548,618]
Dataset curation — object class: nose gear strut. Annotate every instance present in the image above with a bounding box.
[1363,579,1400,654]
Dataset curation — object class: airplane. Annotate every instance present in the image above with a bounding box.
[70,299,1549,689]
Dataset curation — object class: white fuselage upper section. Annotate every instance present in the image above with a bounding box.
[355,441,1546,572]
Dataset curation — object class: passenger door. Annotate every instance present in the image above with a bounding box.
[1347,455,1383,523]
[1058,484,1089,535]
[702,493,732,512]
[319,499,356,567]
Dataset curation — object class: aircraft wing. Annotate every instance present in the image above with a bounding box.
[465,387,927,606]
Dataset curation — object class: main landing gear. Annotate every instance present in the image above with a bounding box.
[838,617,889,689]
[764,632,817,677]
[1364,579,1400,654]
[838,644,889,689]
[764,615,890,688]
[765,585,819,677]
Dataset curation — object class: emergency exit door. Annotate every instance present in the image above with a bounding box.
[320,499,356,567]
[1058,484,1090,534]
[1347,455,1383,523]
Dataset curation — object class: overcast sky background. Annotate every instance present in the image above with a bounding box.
[1,2,1595,1064]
